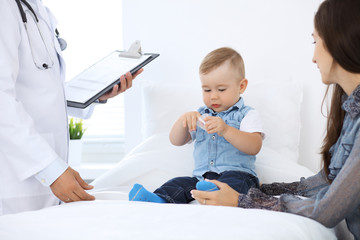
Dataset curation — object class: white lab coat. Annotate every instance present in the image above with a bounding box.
[0,0,92,215]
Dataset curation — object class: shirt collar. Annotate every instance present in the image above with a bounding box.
[342,84,360,119]
[204,97,244,115]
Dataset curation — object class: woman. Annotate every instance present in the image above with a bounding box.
[191,0,360,239]
[0,0,142,215]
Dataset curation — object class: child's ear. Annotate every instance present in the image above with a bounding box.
[239,78,248,94]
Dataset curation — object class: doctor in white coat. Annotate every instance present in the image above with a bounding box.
[0,0,142,215]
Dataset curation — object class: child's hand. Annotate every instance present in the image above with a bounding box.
[181,111,201,132]
[204,116,228,136]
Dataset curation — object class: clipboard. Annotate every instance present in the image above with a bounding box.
[65,42,159,109]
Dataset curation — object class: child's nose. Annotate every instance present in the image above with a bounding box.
[210,92,218,99]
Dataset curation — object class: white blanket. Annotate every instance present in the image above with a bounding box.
[0,199,336,240]
[0,133,336,240]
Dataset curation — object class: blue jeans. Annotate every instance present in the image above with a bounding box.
[154,170,259,203]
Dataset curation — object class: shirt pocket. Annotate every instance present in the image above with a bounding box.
[219,120,240,144]
[195,129,206,143]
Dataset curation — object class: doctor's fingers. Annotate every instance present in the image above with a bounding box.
[72,171,95,200]
[72,169,94,190]
[99,85,120,101]
[60,194,72,203]
[60,192,79,203]
[123,68,143,90]
[60,181,94,202]
[117,69,143,94]
[132,68,144,79]
[70,186,94,202]
[60,189,89,203]
[51,168,95,201]
[124,71,133,88]
[117,77,128,94]
[98,75,127,100]
[118,72,132,93]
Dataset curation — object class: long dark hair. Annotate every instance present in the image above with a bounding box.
[315,0,360,180]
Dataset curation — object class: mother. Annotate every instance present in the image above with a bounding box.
[191,0,360,239]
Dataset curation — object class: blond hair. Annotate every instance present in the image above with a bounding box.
[199,47,245,79]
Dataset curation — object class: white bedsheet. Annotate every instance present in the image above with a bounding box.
[0,199,336,240]
[0,133,337,240]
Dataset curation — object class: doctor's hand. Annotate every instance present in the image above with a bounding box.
[98,69,144,101]
[50,167,95,203]
[190,180,240,207]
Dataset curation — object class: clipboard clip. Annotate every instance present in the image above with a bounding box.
[118,40,142,58]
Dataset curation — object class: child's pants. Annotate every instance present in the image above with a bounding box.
[154,170,259,203]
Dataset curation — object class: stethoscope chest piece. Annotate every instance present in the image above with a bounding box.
[55,29,67,51]
[57,37,67,51]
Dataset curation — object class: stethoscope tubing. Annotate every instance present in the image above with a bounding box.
[14,0,67,70]
[15,0,67,50]
[15,0,39,23]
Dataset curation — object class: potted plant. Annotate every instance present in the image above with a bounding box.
[68,117,86,166]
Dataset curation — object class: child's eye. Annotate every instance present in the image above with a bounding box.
[312,41,316,44]
[203,89,211,92]
[218,88,226,92]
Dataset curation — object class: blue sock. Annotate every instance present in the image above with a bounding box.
[196,181,219,192]
[128,183,166,203]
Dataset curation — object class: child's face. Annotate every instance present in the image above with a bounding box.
[200,61,247,113]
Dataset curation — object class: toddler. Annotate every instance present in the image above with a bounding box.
[129,47,264,204]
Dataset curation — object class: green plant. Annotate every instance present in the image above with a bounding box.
[69,117,86,140]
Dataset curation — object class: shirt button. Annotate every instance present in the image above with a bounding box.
[212,135,216,140]
[41,179,46,184]
[210,160,214,165]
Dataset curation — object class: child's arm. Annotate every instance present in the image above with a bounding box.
[169,111,201,146]
[204,116,262,155]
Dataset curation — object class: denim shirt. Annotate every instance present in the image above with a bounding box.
[191,98,257,179]
[328,84,360,180]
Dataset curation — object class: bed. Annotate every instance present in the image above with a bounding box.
[0,80,341,240]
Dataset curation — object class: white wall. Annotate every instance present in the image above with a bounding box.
[43,0,123,81]
[123,0,326,173]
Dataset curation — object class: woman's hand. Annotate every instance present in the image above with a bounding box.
[191,179,240,207]
[98,69,144,101]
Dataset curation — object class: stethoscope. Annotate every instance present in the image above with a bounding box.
[15,0,67,70]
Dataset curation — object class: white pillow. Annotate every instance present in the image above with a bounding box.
[140,80,203,139]
[141,78,302,163]
[244,79,303,163]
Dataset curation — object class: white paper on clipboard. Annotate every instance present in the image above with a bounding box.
[64,51,158,108]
